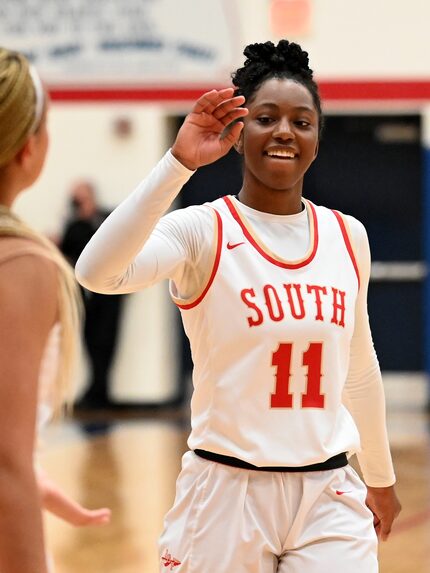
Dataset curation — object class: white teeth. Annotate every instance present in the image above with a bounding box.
[266,150,296,158]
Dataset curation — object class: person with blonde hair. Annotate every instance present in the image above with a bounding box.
[0,47,109,573]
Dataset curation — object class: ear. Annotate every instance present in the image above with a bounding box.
[15,135,36,169]
[234,131,244,155]
[313,139,319,159]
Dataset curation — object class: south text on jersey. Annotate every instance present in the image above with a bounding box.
[240,283,348,328]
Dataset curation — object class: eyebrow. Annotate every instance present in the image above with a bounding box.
[254,102,316,113]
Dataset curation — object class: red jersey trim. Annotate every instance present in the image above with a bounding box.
[223,196,319,270]
[331,210,361,289]
[175,208,223,310]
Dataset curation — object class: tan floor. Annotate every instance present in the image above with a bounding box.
[40,379,430,573]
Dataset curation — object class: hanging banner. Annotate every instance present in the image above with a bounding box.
[0,0,240,86]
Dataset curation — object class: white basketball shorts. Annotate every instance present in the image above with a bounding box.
[158,451,378,573]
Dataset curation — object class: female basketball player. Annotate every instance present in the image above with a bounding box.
[0,47,110,573]
[76,40,401,572]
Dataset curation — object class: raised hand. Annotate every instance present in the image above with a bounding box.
[171,88,248,170]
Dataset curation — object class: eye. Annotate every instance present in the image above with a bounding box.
[295,120,311,128]
[256,116,274,124]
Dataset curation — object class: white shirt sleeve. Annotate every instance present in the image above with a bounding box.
[75,150,214,298]
[343,215,396,487]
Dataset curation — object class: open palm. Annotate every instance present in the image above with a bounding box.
[171,88,248,170]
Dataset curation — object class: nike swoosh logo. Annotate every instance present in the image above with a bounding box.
[227,241,245,250]
[335,490,352,495]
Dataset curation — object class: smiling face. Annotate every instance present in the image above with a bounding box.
[237,77,319,213]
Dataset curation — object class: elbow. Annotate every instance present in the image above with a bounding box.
[75,267,104,294]
[74,258,103,293]
[75,261,127,295]
[74,262,92,290]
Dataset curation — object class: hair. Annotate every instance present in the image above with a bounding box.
[0,47,82,415]
[0,48,39,167]
[231,40,324,137]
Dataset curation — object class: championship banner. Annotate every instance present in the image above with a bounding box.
[0,0,240,86]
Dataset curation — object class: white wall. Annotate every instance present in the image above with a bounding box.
[16,104,179,403]
[236,0,430,79]
[12,0,430,402]
[16,103,169,235]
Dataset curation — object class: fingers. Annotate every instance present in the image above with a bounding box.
[222,121,245,145]
[212,96,247,123]
[365,485,401,543]
[379,517,393,541]
[193,89,247,124]
[379,506,401,541]
[370,510,391,542]
[192,88,236,114]
[89,508,111,525]
[373,511,399,541]
[78,507,112,527]
[215,105,248,131]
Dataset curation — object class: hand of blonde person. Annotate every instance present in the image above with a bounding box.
[365,485,401,541]
[70,507,112,527]
[171,87,248,171]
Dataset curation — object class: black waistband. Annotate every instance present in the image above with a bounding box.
[194,449,348,472]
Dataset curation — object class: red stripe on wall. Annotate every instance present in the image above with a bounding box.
[48,81,430,103]
[49,87,214,102]
[319,80,430,101]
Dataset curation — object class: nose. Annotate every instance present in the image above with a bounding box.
[273,117,294,141]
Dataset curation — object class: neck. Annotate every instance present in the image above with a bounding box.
[237,181,304,215]
[0,169,22,209]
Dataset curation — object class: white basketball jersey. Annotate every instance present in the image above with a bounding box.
[172,196,362,467]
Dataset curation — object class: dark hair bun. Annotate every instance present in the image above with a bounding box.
[243,40,313,78]
[231,38,323,136]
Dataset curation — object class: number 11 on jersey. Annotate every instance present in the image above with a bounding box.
[271,342,325,409]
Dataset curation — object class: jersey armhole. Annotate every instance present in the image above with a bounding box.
[171,207,223,310]
[331,210,361,290]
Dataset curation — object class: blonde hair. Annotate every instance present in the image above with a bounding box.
[0,47,82,414]
[0,48,38,168]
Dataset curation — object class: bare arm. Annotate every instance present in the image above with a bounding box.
[0,253,58,573]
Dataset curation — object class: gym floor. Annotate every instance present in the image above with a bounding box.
[40,373,430,573]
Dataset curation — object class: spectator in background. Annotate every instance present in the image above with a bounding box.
[60,181,125,409]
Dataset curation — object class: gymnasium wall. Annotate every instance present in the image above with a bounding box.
[3,0,429,402]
